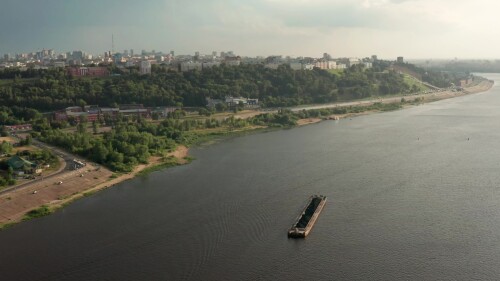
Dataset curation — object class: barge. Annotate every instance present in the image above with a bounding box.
[288,195,327,238]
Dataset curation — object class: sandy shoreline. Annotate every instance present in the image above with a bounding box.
[54,145,190,210]
[0,145,188,228]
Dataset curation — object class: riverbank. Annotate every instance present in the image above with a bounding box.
[0,79,493,230]
[0,145,189,229]
[294,79,494,125]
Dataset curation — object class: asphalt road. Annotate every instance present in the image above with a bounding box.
[0,138,78,195]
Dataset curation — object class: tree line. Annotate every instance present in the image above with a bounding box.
[0,61,422,115]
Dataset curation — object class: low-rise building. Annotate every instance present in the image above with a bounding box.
[224,56,241,66]
[180,61,203,72]
[6,155,42,176]
[150,107,180,118]
[140,61,152,75]
[225,96,259,108]
[67,67,109,77]
[53,61,65,68]
[314,60,337,70]
[264,63,281,70]
[119,104,150,118]
[202,62,221,69]
[4,124,32,131]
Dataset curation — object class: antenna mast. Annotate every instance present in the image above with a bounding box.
[112,34,115,55]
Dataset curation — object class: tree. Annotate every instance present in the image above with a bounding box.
[198,108,211,116]
[152,112,160,120]
[92,121,99,134]
[0,141,12,154]
[67,116,78,126]
[78,99,87,110]
[0,126,8,137]
[22,135,33,146]
[215,103,227,112]
[91,142,109,163]
[76,122,86,134]
[79,115,88,124]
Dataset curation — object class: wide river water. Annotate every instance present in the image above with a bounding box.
[2,74,500,280]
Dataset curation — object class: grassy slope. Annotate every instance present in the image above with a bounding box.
[403,74,429,92]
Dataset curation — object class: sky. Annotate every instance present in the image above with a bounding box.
[1,0,500,59]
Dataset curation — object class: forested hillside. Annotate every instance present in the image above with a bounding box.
[0,61,419,114]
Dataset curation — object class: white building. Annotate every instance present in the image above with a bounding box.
[140,61,151,75]
[225,96,259,108]
[180,61,203,72]
[53,61,65,68]
[347,58,361,67]
[314,60,337,70]
[289,62,303,70]
[202,62,221,69]
[224,56,241,66]
[303,64,315,70]
[264,63,281,70]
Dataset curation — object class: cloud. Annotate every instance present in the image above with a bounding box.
[2,0,500,58]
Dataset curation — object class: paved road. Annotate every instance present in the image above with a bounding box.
[0,138,79,195]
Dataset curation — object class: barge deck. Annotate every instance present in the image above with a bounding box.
[288,195,327,238]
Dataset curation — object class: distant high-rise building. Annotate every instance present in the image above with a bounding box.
[397,56,404,63]
[72,50,84,60]
[371,55,378,61]
[114,53,123,64]
[130,49,134,57]
[212,51,217,57]
[3,54,10,61]
[323,53,332,60]
[170,50,175,57]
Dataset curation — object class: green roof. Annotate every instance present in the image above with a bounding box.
[6,155,35,170]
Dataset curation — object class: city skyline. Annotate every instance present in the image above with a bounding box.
[2,0,500,59]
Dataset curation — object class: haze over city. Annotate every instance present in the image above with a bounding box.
[2,0,500,59]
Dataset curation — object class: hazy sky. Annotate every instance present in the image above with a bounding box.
[1,0,499,59]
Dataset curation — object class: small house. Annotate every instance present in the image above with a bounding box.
[6,155,42,175]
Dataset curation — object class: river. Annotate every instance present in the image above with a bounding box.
[1,74,500,280]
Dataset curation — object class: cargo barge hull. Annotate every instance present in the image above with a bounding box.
[288,195,327,238]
